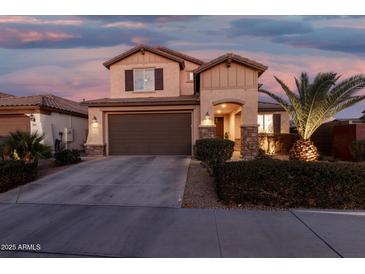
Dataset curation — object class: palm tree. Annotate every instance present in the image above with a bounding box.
[260,72,365,161]
[2,131,52,166]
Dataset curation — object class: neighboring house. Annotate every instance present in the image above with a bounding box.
[83,45,290,159]
[312,118,365,161]
[0,94,88,150]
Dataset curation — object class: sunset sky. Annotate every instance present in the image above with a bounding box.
[0,15,365,118]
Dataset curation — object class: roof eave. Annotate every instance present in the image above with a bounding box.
[103,45,185,70]
[194,55,268,76]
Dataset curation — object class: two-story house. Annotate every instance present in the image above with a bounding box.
[83,45,289,159]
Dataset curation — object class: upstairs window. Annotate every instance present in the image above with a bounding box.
[258,114,273,133]
[125,68,163,92]
[188,71,194,81]
[134,68,155,91]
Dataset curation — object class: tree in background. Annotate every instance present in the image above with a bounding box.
[260,72,365,161]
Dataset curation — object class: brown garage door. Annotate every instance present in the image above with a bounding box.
[0,115,30,137]
[108,113,192,155]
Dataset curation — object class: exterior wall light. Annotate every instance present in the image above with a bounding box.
[92,116,98,128]
[29,113,36,122]
[205,112,210,121]
[202,112,214,126]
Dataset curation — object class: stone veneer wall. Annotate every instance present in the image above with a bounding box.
[85,144,105,156]
[198,126,216,139]
[241,126,258,160]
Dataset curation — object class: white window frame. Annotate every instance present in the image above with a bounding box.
[188,71,194,82]
[258,114,274,134]
[133,68,155,92]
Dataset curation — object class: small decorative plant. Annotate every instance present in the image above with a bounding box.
[2,131,51,167]
[54,149,81,166]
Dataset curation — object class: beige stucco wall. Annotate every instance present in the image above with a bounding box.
[200,62,259,127]
[30,112,88,151]
[109,51,181,98]
[200,88,258,126]
[180,60,199,96]
[86,105,200,155]
[201,62,258,90]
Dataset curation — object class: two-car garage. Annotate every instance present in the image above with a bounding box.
[108,112,192,155]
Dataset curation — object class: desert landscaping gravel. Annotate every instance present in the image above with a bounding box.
[182,158,285,210]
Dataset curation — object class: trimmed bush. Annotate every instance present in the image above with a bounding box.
[0,160,37,193]
[195,138,234,167]
[54,149,82,166]
[350,140,365,161]
[214,160,365,209]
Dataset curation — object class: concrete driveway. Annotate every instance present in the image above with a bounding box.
[0,156,190,208]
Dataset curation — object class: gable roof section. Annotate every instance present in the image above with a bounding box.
[103,45,185,70]
[258,101,285,112]
[194,53,268,76]
[0,94,87,117]
[156,46,204,65]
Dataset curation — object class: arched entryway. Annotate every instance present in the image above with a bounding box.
[213,99,245,156]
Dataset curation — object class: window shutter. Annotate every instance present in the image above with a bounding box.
[155,68,163,90]
[125,70,134,91]
[273,114,281,134]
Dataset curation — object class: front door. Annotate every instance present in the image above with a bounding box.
[215,117,224,139]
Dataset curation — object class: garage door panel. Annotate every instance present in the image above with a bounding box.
[0,115,30,137]
[108,113,192,155]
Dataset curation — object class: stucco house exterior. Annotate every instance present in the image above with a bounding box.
[0,93,88,151]
[83,45,289,159]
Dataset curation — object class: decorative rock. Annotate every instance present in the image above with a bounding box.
[85,144,105,156]
[241,126,259,160]
[199,126,216,139]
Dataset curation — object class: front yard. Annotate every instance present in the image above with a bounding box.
[183,158,365,210]
[185,137,365,210]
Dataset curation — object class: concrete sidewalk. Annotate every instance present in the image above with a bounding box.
[0,203,363,258]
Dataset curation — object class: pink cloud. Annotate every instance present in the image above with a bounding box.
[0,60,109,101]
[131,36,150,44]
[104,21,146,29]
[0,27,77,45]
[0,16,82,26]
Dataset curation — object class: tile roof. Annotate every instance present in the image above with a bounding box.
[0,92,14,98]
[103,45,185,70]
[82,95,200,107]
[258,101,285,111]
[194,53,268,76]
[0,94,87,116]
[156,46,204,65]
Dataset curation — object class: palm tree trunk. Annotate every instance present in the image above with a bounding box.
[289,139,319,161]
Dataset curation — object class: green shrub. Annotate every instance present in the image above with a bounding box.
[54,149,81,166]
[255,148,274,160]
[0,160,37,193]
[2,131,51,165]
[214,160,365,209]
[195,138,234,167]
[350,140,365,161]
